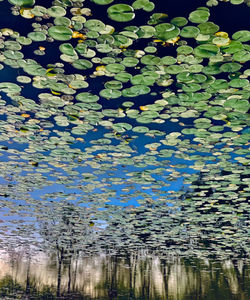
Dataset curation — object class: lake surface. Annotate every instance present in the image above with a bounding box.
[0,0,249,299]
[0,253,249,300]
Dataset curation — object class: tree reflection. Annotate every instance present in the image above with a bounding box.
[37,200,99,297]
[0,253,249,300]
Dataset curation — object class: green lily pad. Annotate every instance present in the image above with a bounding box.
[54,17,71,27]
[59,43,77,56]
[220,63,242,73]
[230,0,244,4]
[100,89,122,99]
[16,36,32,45]
[198,22,219,35]
[194,44,219,57]
[232,30,250,42]
[121,57,139,67]
[130,74,155,86]
[72,59,93,70]
[28,31,47,42]
[140,55,161,65]
[189,9,210,23]
[114,72,132,82]
[132,0,155,12]
[92,0,114,4]
[9,0,35,7]
[47,6,66,17]
[233,50,250,62]
[140,25,155,38]
[76,92,99,102]
[106,63,125,73]
[48,26,73,41]
[170,17,188,27]
[104,80,123,89]
[84,19,106,31]
[180,26,200,38]
[155,23,180,41]
[107,4,135,22]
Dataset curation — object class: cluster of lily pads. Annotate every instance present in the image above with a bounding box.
[0,0,249,259]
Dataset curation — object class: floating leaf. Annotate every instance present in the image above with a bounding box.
[194,43,219,57]
[189,9,210,23]
[48,26,73,41]
[107,4,135,22]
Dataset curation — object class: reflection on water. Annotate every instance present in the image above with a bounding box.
[0,251,249,299]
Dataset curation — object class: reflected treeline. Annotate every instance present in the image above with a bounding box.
[0,252,249,300]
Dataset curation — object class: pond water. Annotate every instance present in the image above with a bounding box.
[0,253,249,300]
[0,0,249,299]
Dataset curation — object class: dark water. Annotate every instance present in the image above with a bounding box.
[0,253,249,300]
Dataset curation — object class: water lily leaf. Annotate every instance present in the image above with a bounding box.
[182,83,201,92]
[155,23,180,40]
[130,74,155,85]
[100,89,122,99]
[189,9,210,23]
[114,72,132,82]
[59,43,77,56]
[96,44,113,53]
[132,126,149,133]
[54,17,71,27]
[161,56,177,65]
[84,19,106,31]
[233,50,250,62]
[232,30,250,42]
[220,63,242,73]
[221,41,243,54]
[107,4,135,22]
[28,31,47,41]
[113,122,132,132]
[16,36,32,45]
[229,78,249,88]
[132,0,155,12]
[48,26,73,41]
[230,0,244,4]
[194,44,219,57]
[30,5,47,16]
[47,6,66,17]
[106,63,125,73]
[9,0,35,7]
[170,17,188,27]
[212,37,230,46]
[224,98,250,112]
[177,45,193,55]
[140,25,155,38]
[16,75,31,83]
[0,82,22,94]
[76,92,99,102]
[140,55,161,65]
[121,57,139,67]
[180,26,200,38]
[210,79,229,90]
[3,50,23,60]
[198,22,219,34]
[72,59,93,70]
[165,65,183,74]
[104,80,123,89]
[144,46,157,53]
[92,0,114,4]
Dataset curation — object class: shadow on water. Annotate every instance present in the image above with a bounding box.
[0,252,249,300]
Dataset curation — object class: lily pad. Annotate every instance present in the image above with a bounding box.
[107,4,135,22]
[189,9,210,23]
[48,26,73,41]
[194,44,219,58]
[72,59,93,70]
